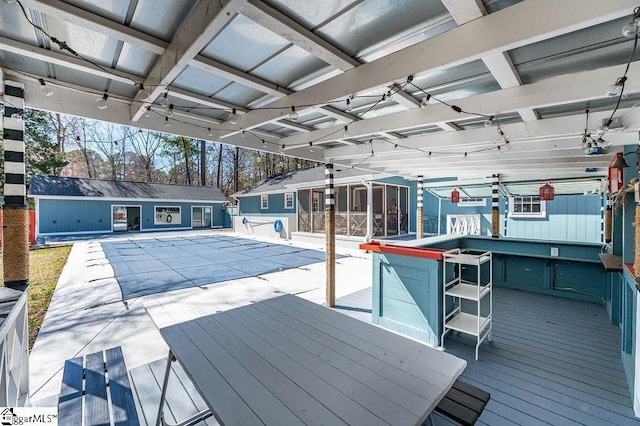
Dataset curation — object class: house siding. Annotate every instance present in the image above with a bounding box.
[37,199,227,234]
[239,192,297,215]
[423,192,602,243]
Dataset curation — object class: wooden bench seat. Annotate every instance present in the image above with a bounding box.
[433,379,490,426]
[58,346,140,426]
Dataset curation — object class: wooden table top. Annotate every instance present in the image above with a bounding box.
[145,294,466,426]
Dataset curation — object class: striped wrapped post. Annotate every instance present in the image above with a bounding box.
[3,81,29,286]
[417,176,424,239]
[325,163,335,307]
[604,197,612,244]
[491,174,500,238]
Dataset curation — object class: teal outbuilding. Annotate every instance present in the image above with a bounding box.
[28,175,231,240]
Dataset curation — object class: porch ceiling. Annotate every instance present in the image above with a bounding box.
[1,0,639,185]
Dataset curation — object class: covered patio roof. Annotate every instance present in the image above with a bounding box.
[1,0,639,189]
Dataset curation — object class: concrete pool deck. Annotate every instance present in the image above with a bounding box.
[28,230,373,406]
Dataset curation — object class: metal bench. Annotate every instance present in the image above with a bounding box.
[433,379,490,426]
[58,347,140,426]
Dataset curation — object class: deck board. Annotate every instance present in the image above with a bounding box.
[334,286,640,425]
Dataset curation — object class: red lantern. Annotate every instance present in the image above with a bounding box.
[539,182,554,201]
[451,188,460,203]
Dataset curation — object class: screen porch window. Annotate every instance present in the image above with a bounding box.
[155,206,181,224]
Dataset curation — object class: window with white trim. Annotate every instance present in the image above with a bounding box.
[261,194,268,210]
[457,197,486,207]
[154,206,181,225]
[284,192,294,209]
[508,196,546,218]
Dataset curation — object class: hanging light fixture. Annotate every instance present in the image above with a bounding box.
[451,188,460,204]
[288,106,298,121]
[144,106,151,118]
[229,108,238,124]
[95,93,108,110]
[539,182,555,201]
[611,152,629,169]
[38,78,53,97]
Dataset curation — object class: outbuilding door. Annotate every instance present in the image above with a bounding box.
[192,206,212,228]
[112,206,141,232]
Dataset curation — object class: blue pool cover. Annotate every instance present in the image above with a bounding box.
[102,235,344,299]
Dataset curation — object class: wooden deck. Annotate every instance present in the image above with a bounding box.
[335,286,640,425]
[127,287,639,425]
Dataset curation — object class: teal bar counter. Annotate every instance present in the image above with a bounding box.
[361,235,607,346]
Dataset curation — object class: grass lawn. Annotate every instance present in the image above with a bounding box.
[0,245,72,350]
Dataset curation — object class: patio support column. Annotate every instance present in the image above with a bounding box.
[2,81,29,287]
[365,182,373,242]
[325,163,335,307]
[605,197,612,244]
[491,174,500,238]
[416,176,424,239]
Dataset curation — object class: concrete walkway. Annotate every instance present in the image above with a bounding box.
[28,230,372,406]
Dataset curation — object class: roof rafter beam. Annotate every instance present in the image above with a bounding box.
[0,36,141,85]
[131,0,245,121]
[210,0,634,138]
[327,107,640,161]
[282,63,637,147]
[239,0,359,71]
[19,0,168,54]
[441,0,537,122]
[190,55,292,98]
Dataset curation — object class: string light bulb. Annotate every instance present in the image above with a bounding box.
[385,90,394,101]
[10,110,23,121]
[229,108,238,124]
[144,106,151,118]
[346,98,352,112]
[497,146,502,155]
[166,104,174,118]
[95,93,108,110]
[207,128,213,137]
[484,116,493,127]
[427,151,432,160]
[622,7,640,37]
[504,140,512,150]
[309,142,314,153]
[136,83,150,101]
[159,92,170,108]
[288,106,298,121]
[606,76,627,97]
[343,125,350,137]
[164,117,170,127]
[280,144,285,153]
[463,152,468,162]
[38,78,53,97]
[420,94,431,109]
